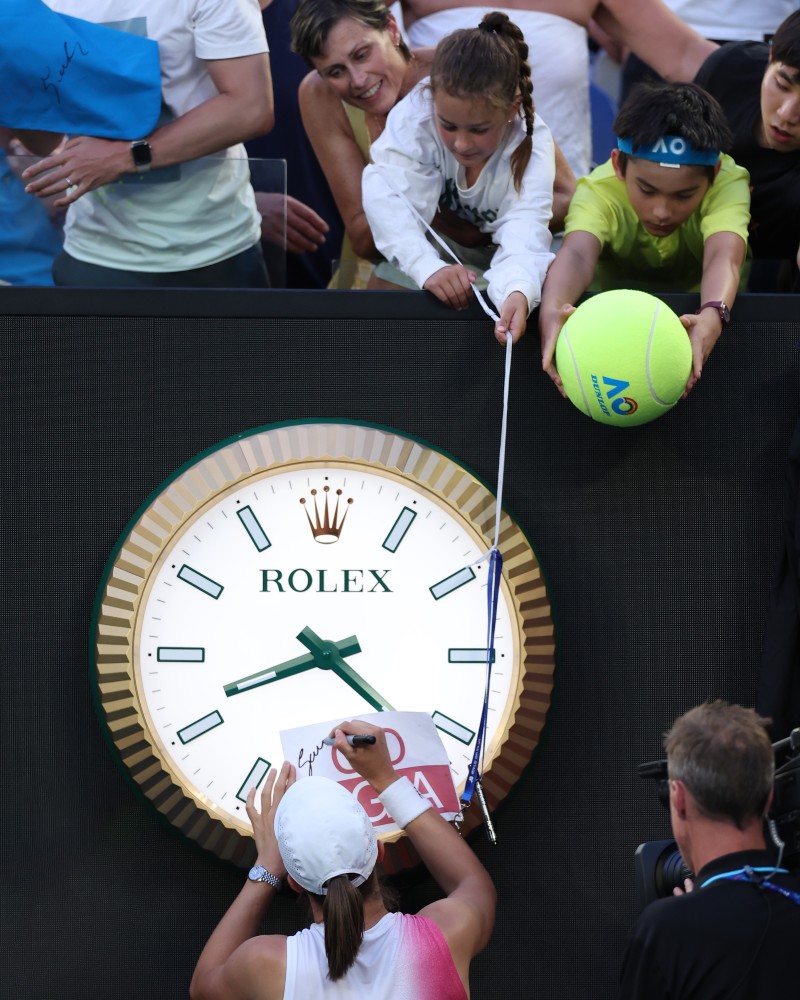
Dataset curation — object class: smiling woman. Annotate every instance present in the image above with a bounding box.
[291,0,575,289]
[291,0,429,286]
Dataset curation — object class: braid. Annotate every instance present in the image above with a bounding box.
[503,18,535,191]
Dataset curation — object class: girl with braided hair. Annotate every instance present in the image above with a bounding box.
[361,11,556,345]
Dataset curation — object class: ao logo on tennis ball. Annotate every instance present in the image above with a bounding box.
[591,374,638,418]
[556,289,692,427]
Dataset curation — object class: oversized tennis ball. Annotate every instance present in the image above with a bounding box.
[555,290,692,427]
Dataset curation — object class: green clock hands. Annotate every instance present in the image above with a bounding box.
[223,628,395,711]
[296,626,395,712]
[224,634,361,697]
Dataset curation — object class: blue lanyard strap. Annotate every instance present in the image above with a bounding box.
[701,866,800,906]
[460,334,513,842]
[462,547,503,809]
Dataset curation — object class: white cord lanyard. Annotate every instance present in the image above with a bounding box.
[375,164,513,841]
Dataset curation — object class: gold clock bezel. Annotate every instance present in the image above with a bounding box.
[93,422,556,868]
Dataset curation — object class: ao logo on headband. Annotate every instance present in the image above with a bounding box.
[617,134,721,168]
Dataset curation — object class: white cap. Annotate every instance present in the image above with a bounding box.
[275,777,378,895]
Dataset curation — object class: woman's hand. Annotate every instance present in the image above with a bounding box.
[423,264,476,310]
[22,135,131,207]
[330,721,398,794]
[256,193,329,254]
[432,205,492,249]
[245,761,296,877]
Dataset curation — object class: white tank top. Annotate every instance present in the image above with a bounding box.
[283,912,467,999]
[664,0,795,41]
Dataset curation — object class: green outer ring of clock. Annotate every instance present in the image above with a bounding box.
[92,420,556,868]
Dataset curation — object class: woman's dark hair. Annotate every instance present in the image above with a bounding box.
[430,12,534,193]
[772,10,800,72]
[307,869,396,981]
[613,81,732,180]
[291,0,411,66]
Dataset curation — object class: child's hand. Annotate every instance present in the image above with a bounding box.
[679,311,723,398]
[538,303,575,397]
[423,265,476,310]
[494,292,528,346]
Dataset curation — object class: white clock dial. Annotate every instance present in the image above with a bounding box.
[137,463,517,828]
[95,424,554,867]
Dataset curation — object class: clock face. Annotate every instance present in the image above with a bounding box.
[94,423,555,867]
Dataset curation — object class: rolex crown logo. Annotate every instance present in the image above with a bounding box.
[299,486,353,544]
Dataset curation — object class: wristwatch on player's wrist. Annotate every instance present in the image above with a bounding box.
[247,865,282,889]
[130,139,152,174]
[695,300,731,326]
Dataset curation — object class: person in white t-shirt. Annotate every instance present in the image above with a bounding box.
[362,11,556,345]
[18,0,274,287]
[190,720,496,1000]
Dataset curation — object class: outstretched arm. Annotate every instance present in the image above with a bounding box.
[190,763,296,1000]
[551,142,577,234]
[593,0,717,83]
[538,230,602,394]
[678,230,746,396]
[333,720,496,986]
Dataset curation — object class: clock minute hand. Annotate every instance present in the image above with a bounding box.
[223,635,361,697]
[296,626,395,712]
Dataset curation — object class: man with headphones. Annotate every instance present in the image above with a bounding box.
[620,700,800,999]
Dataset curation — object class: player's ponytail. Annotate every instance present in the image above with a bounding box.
[322,876,365,980]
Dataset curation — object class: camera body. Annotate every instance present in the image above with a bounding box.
[634,727,800,908]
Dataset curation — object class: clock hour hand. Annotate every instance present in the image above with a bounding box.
[296,626,395,712]
[223,635,361,697]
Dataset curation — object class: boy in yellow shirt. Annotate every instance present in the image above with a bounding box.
[539,82,750,398]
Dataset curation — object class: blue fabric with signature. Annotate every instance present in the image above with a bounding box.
[0,0,161,139]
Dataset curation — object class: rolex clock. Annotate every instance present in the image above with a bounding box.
[93,422,555,868]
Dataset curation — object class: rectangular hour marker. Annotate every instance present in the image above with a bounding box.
[383,507,417,552]
[429,566,476,600]
[237,506,271,552]
[178,710,224,744]
[448,648,495,663]
[432,711,475,746]
[178,565,223,599]
[157,647,205,662]
[237,757,272,802]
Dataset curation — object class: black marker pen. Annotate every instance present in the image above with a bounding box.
[322,734,376,748]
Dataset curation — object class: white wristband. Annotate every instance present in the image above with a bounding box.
[377,776,432,829]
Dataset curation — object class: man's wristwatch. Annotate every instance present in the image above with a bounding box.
[695,300,731,327]
[130,139,152,174]
[247,865,282,889]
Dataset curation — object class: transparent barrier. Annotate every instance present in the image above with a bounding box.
[0,153,288,288]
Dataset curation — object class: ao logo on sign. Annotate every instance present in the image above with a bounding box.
[333,729,449,824]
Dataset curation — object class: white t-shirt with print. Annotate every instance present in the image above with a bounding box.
[43,0,268,271]
[362,80,555,313]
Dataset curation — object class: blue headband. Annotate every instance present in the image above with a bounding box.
[617,135,720,167]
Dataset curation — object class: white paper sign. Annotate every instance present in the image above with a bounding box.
[279,711,462,831]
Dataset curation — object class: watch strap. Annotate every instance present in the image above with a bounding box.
[695,300,730,326]
[247,864,282,889]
